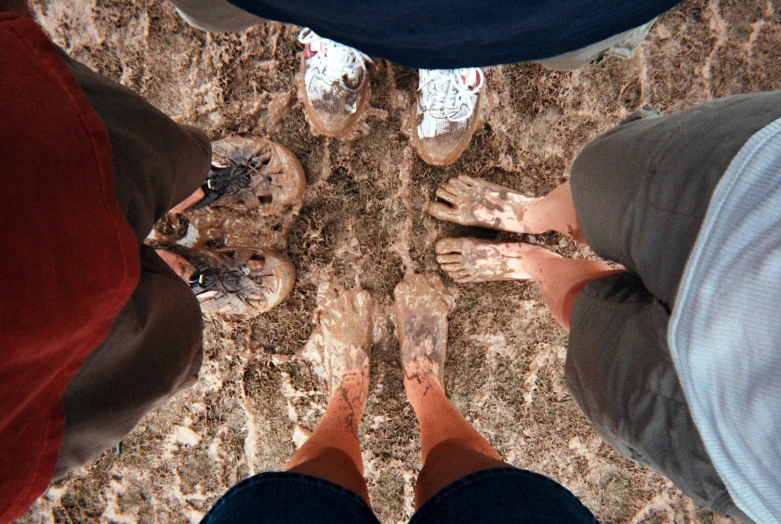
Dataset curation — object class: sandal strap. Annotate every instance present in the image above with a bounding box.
[189,264,250,293]
[192,165,253,209]
[205,165,252,193]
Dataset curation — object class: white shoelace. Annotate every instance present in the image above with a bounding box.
[298,28,371,88]
[418,68,484,122]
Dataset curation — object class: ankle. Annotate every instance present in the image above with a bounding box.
[404,374,445,411]
[156,249,197,280]
[514,197,545,235]
[168,187,206,214]
[328,384,368,421]
[517,244,562,280]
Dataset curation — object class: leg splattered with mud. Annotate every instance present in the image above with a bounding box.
[287,284,375,504]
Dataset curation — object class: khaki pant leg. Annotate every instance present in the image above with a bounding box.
[566,273,749,520]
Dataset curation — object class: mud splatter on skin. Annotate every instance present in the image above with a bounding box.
[299,284,374,397]
[24,0,780,522]
[335,383,365,436]
[429,175,538,234]
[394,274,455,391]
[399,323,444,385]
[435,238,543,284]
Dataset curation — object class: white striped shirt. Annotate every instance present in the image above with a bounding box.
[669,116,781,524]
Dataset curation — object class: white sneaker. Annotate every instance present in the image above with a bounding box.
[412,68,485,166]
[297,28,371,137]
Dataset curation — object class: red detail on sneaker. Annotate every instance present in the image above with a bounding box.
[462,69,482,90]
[304,44,317,59]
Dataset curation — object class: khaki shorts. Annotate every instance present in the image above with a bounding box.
[566,91,781,521]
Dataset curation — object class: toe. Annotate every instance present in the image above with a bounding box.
[436,237,471,255]
[408,273,430,289]
[436,254,463,265]
[435,186,459,203]
[447,268,472,281]
[422,272,455,308]
[353,288,374,315]
[456,174,477,187]
[428,202,462,222]
[393,279,412,303]
[454,274,476,284]
[246,256,266,271]
[450,177,472,192]
[438,262,463,273]
[318,282,340,306]
[336,287,355,312]
[440,177,466,194]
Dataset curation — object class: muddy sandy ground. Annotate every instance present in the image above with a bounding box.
[21,0,781,522]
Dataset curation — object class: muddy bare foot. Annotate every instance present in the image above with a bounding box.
[393,273,456,390]
[428,175,539,233]
[436,237,557,283]
[300,284,374,402]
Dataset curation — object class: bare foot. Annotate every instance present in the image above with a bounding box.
[393,273,456,390]
[428,175,538,233]
[300,284,374,409]
[435,238,559,283]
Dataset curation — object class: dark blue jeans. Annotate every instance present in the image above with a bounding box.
[201,467,598,523]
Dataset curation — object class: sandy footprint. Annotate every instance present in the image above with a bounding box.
[435,237,555,283]
[299,284,374,399]
[428,175,538,233]
[393,273,456,389]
